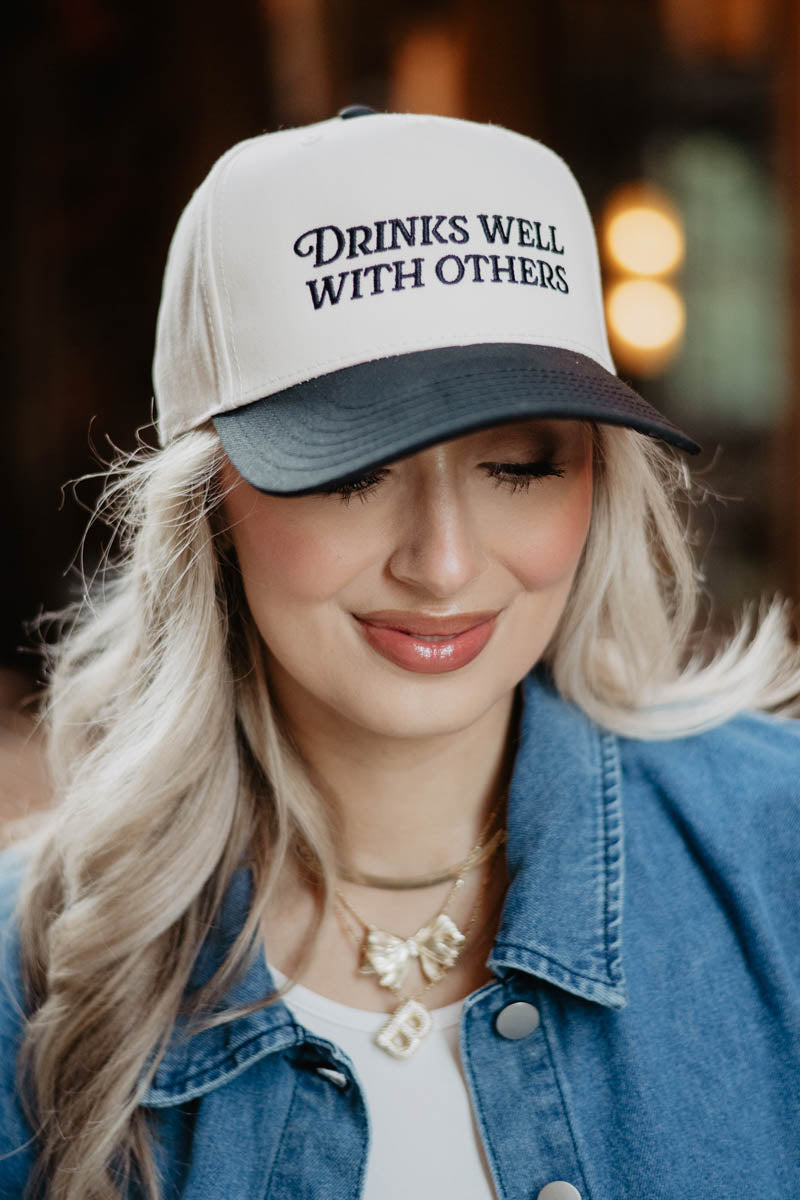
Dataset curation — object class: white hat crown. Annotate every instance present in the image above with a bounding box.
[154,112,615,445]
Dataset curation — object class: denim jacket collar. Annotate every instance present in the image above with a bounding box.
[143,668,626,1107]
[490,668,625,1008]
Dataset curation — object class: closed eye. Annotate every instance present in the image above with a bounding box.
[317,458,566,503]
[317,468,390,504]
[483,460,566,492]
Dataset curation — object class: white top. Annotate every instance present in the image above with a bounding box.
[269,964,497,1199]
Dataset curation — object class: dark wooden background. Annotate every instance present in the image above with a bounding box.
[2,0,796,831]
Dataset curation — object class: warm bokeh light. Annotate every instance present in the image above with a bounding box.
[602,186,685,276]
[606,205,684,276]
[606,279,686,374]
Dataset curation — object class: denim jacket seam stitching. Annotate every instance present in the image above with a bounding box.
[536,993,593,1198]
[156,1021,299,1094]
[302,1033,372,1198]
[599,731,624,980]
[589,724,609,971]
[461,1000,510,1200]
[352,1076,371,1200]
[491,940,619,990]
[262,1064,302,1199]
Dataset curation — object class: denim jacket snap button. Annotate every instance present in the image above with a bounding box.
[495,1001,541,1039]
[536,1183,582,1200]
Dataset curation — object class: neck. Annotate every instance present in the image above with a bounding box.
[278,685,518,878]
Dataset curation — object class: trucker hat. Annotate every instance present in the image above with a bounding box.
[153,107,699,494]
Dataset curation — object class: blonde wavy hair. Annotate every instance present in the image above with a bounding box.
[9,421,800,1198]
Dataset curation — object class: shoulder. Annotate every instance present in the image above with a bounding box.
[618,707,800,807]
[0,843,37,1188]
[617,710,800,909]
[0,841,28,924]
[0,841,30,1006]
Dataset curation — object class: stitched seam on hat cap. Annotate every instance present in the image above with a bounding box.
[195,154,245,410]
[191,137,259,413]
[198,252,220,402]
[216,154,243,397]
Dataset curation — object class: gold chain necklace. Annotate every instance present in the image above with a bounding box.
[337,826,506,890]
[335,831,502,1059]
[334,806,502,993]
[296,809,505,892]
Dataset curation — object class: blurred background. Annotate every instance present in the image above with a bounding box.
[3,0,800,832]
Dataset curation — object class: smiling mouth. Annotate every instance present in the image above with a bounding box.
[352,610,500,674]
[354,610,498,636]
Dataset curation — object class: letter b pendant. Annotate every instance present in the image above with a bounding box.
[375,999,433,1059]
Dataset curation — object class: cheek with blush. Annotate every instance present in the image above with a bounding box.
[225,486,369,612]
[247,519,342,603]
[495,467,594,594]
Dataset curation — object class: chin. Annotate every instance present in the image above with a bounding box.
[333,660,529,741]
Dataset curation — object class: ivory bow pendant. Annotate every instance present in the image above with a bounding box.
[358,913,465,991]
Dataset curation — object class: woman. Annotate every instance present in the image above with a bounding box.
[1,110,799,1200]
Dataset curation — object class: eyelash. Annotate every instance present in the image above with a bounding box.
[320,469,390,504]
[486,461,566,493]
[321,460,566,504]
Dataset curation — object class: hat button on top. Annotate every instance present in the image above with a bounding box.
[337,104,376,119]
[536,1183,582,1200]
[495,1001,541,1040]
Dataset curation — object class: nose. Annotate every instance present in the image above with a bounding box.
[387,457,487,598]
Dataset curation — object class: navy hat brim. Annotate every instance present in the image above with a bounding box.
[213,343,700,495]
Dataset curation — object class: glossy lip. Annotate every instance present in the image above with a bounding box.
[353,610,499,674]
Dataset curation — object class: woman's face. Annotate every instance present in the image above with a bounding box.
[220,419,594,740]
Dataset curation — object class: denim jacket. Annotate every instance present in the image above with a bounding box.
[2,668,800,1199]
